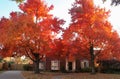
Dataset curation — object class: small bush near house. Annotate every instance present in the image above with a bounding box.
[23,64,33,71]
[101,68,120,74]
[61,66,67,73]
[100,60,120,74]
[80,68,91,73]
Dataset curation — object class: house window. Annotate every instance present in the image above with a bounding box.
[39,62,44,70]
[51,60,60,70]
[81,60,89,69]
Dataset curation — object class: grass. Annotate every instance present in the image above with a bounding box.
[22,71,120,79]
[0,70,3,73]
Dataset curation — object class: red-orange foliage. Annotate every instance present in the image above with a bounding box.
[63,0,120,73]
[19,0,53,19]
[65,0,115,60]
[0,0,64,73]
[0,0,120,74]
[98,31,120,60]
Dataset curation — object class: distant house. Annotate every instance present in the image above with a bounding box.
[38,48,105,72]
[39,55,90,72]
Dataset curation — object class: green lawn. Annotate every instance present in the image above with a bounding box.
[22,71,120,79]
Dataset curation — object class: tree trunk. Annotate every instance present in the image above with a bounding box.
[33,53,40,74]
[90,43,96,74]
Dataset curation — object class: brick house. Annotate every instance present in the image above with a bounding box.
[39,55,90,72]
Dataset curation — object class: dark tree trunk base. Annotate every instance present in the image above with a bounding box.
[33,53,40,74]
[90,43,96,74]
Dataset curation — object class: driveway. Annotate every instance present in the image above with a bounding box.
[0,71,24,79]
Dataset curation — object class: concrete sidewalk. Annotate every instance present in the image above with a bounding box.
[0,71,24,79]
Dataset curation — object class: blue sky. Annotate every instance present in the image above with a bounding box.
[0,0,74,28]
[0,0,120,34]
[0,0,20,18]
[0,0,74,21]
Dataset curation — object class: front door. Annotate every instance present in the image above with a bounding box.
[68,62,72,71]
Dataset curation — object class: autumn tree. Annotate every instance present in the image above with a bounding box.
[64,0,117,74]
[49,39,64,59]
[99,31,120,60]
[0,0,64,74]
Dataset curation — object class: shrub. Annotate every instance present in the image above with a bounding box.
[101,68,120,74]
[61,66,67,73]
[23,64,33,71]
[80,68,91,73]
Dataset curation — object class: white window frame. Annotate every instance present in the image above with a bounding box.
[39,62,44,70]
[51,60,60,70]
[81,60,89,69]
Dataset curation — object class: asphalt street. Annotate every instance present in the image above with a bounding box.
[0,71,24,79]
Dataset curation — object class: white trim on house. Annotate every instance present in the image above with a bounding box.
[66,58,76,71]
[51,60,60,70]
[39,62,45,70]
[80,59,89,69]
